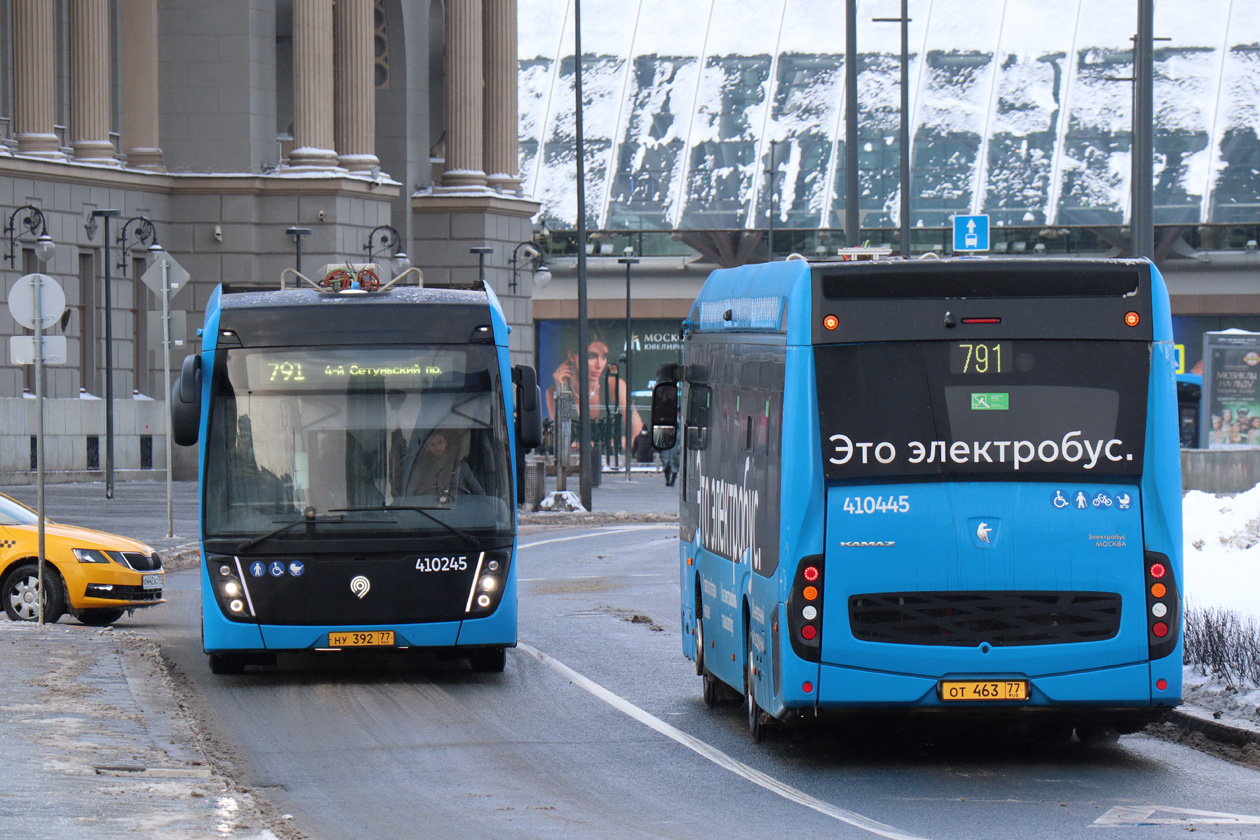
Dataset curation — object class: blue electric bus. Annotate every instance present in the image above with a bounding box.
[172,266,541,674]
[650,257,1183,741]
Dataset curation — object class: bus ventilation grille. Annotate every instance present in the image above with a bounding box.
[848,591,1121,646]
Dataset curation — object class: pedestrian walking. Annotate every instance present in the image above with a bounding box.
[660,437,680,487]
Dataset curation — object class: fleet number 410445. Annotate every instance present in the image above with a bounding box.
[842,495,910,514]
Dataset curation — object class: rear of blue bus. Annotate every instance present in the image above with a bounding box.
[781,259,1182,733]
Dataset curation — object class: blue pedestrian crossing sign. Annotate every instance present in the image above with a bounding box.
[953,215,989,252]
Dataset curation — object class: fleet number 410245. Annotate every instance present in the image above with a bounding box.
[842,495,910,514]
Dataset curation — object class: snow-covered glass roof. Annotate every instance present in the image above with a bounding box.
[519,0,1260,230]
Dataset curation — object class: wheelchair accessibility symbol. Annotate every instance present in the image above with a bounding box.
[1053,490,1069,509]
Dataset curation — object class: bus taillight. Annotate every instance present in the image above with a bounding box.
[787,555,824,661]
[1144,551,1179,661]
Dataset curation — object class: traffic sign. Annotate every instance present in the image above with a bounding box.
[141,252,189,298]
[147,310,187,348]
[953,215,990,252]
[10,335,67,365]
[8,273,66,330]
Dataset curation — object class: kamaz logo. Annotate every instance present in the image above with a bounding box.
[839,541,896,547]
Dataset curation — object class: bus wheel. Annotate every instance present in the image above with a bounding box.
[470,647,506,673]
[702,673,721,709]
[693,586,705,676]
[208,653,246,675]
[1075,723,1120,746]
[745,637,764,743]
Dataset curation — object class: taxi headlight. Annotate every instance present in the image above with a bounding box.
[73,548,113,564]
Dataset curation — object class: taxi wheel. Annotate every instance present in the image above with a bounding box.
[77,608,126,627]
[2,563,65,623]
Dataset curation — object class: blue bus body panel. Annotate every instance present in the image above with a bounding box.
[822,481,1148,676]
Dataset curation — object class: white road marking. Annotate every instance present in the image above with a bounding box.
[519,525,675,550]
[1093,805,1260,826]
[518,642,929,840]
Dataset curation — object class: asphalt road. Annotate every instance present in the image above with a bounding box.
[147,524,1260,840]
[7,480,1260,839]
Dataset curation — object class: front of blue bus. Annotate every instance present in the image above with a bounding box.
[185,285,519,672]
[788,259,1182,734]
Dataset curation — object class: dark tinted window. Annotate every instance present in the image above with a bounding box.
[815,340,1149,479]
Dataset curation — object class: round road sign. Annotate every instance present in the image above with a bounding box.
[8,273,66,330]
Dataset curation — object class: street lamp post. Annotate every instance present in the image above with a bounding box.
[874,1,911,258]
[469,246,493,287]
[91,209,122,499]
[618,252,638,480]
[286,226,312,273]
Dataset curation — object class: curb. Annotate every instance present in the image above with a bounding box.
[1168,708,1260,750]
[518,511,678,527]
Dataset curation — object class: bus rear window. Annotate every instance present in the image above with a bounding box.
[815,340,1149,479]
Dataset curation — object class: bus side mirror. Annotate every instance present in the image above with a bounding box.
[650,381,678,451]
[513,365,543,452]
[172,354,202,446]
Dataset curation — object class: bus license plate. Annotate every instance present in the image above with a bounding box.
[142,574,162,590]
[939,679,1029,702]
[328,631,395,648]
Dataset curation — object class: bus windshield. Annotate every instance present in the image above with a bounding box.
[204,344,513,542]
[815,339,1150,480]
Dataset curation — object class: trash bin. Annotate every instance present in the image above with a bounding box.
[523,457,546,510]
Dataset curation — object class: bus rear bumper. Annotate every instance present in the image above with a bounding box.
[813,660,1169,711]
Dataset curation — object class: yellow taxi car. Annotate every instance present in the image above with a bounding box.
[0,492,164,626]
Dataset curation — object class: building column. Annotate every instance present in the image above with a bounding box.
[121,0,163,170]
[290,0,339,169]
[70,0,119,164]
[483,0,520,194]
[334,0,378,173]
[441,0,486,189]
[12,0,63,159]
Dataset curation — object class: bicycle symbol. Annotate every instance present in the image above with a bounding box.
[1092,492,1113,508]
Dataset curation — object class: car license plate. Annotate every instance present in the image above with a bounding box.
[939,679,1029,702]
[142,573,162,590]
[327,630,395,648]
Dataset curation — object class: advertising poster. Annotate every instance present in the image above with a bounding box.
[536,318,682,455]
[1201,330,1260,448]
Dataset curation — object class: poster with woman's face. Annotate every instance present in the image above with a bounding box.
[537,318,682,422]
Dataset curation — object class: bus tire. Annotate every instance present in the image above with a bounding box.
[208,653,246,675]
[470,647,506,673]
[693,584,705,677]
[702,673,721,709]
[745,634,764,743]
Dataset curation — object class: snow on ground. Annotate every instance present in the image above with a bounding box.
[1182,484,1260,733]
[1184,484,1260,620]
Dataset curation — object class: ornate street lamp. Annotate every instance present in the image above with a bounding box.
[509,241,551,293]
[5,204,56,267]
[365,224,410,272]
[116,216,160,276]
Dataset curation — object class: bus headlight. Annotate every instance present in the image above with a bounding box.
[206,553,256,621]
[465,551,510,616]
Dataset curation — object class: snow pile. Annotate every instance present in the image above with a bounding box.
[1183,485,1260,619]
